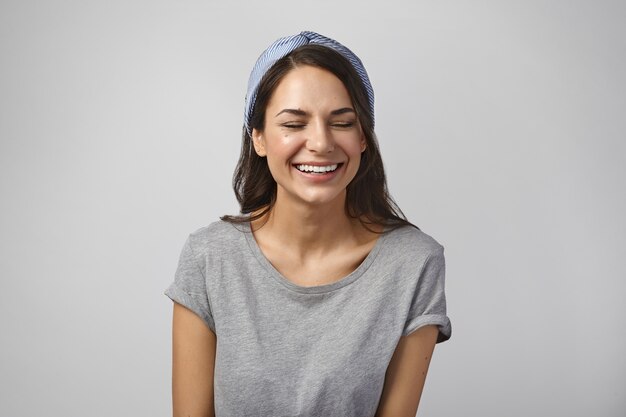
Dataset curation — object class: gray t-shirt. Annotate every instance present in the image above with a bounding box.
[164,220,451,417]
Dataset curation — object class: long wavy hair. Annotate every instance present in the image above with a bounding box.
[221,45,417,232]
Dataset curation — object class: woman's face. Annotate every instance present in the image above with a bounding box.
[252,65,366,209]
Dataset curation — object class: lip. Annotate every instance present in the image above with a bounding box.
[292,161,343,166]
[292,162,345,182]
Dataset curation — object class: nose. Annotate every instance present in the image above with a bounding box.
[305,121,335,153]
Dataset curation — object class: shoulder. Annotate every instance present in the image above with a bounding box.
[186,219,248,257]
[383,225,445,263]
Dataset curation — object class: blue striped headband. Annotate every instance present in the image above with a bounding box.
[244,31,375,136]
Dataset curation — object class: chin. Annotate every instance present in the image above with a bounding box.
[274,188,344,208]
[297,191,347,208]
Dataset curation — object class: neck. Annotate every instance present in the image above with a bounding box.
[253,190,360,254]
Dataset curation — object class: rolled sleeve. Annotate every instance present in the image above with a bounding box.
[164,235,215,333]
[402,246,451,343]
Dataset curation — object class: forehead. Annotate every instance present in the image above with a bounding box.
[267,65,353,111]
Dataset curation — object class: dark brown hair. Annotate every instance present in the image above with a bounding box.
[221,45,417,232]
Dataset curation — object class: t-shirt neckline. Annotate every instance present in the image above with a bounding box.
[241,221,390,294]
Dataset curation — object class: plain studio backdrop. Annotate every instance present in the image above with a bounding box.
[1,0,624,416]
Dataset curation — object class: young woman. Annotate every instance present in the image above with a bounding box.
[165,31,451,417]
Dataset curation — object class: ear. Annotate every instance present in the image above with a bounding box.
[360,133,367,153]
[252,128,267,157]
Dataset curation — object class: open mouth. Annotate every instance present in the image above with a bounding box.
[294,163,343,174]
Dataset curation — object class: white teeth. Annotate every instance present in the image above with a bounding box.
[296,164,339,173]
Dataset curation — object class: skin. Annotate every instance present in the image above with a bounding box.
[374,325,439,417]
[172,303,216,417]
[250,65,378,285]
[171,65,439,416]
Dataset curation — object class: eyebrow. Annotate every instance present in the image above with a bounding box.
[274,107,356,117]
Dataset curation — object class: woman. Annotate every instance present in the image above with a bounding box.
[165,31,451,417]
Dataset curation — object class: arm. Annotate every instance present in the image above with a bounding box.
[172,301,217,417]
[375,325,439,417]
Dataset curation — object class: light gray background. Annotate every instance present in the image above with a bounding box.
[1,0,624,416]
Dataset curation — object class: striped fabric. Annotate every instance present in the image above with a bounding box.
[243,31,375,136]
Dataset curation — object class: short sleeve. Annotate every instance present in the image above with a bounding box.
[402,246,451,343]
[164,235,215,333]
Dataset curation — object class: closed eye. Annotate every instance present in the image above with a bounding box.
[331,121,356,128]
[281,123,306,129]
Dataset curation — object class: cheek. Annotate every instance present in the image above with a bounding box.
[340,136,366,158]
[265,135,302,161]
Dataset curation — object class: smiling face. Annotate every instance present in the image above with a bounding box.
[252,65,366,209]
